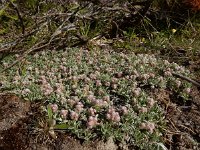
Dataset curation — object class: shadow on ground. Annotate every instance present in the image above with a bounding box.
[0,95,117,150]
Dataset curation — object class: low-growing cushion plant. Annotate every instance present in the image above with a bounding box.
[0,48,192,149]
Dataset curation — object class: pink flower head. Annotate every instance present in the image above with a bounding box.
[175,80,181,87]
[95,71,100,76]
[40,75,46,81]
[140,122,146,129]
[51,104,58,113]
[72,76,78,81]
[88,60,93,64]
[77,102,83,106]
[121,106,128,115]
[112,84,117,89]
[14,75,21,81]
[88,95,95,102]
[72,84,77,89]
[164,71,172,76]
[184,88,191,94]
[70,111,79,121]
[103,101,108,106]
[42,83,53,96]
[3,62,8,67]
[111,78,118,84]
[149,73,155,78]
[106,113,111,120]
[72,96,79,102]
[88,107,96,116]
[103,95,110,102]
[105,67,113,73]
[142,74,150,80]
[147,97,155,108]
[125,76,130,80]
[105,81,111,87]
[75,102,84,112]
[61,96,67,104]
[132,88,141,97]
[114,112,120,122]
[56,88,63,95]
[98,89,104,95]
[60,109,68,118]
[139,107,148,113]
[108,108,115,114]
[133,70,139,77]
[146,122,155,134]
[164,60,170,65]
[92,99,103,107]
[75,104,83,112]
[158,77,164,82]
[87,116,98,129]
[83,85,90,92]
[67,99,76,107]
[140,122,155,134]
[22,88,31,95]
[88,91,94,95]
[96,80,102,86]
[117,72,123,78]
[106,108,120,122]
[84,77,91,83]
[89,74,97,80]
[61,58,66,62]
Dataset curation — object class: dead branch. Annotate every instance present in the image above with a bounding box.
[9,0,25,34]
[172,72,200,87]
[0,40,48,73]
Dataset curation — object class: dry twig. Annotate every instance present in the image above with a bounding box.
[0,40,49,73]
[172,72,200,87]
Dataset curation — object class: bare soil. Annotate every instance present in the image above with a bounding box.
[0,95,117,150]
[157,87,200,150]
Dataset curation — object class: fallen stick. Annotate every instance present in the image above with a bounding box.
[172,72,200,87]
[0,40,48,73]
